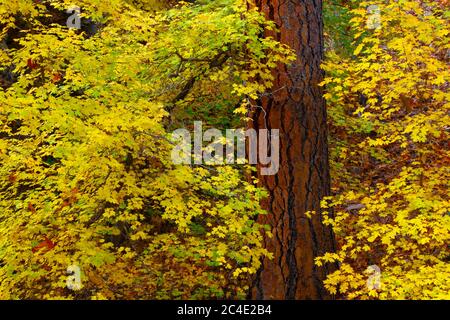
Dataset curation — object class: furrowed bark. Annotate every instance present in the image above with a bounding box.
[250,0,337,300]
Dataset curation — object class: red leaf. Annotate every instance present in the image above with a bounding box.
[28,202,36,214]
[8,173,17,183]
[52,73,62,83]
[32,237,55,253]
[27,58,38,70]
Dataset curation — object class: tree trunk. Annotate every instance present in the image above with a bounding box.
[251,0,337,299]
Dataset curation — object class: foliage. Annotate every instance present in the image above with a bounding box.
[0,0,293,299]
[1,0,448,301]
[319,0,450,299]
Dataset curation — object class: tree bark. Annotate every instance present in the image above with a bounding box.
[251,0,337,299]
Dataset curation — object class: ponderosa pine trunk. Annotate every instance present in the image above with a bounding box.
[250,0,337,299]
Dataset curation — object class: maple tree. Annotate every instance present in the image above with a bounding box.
[318,0,449,299]
[0,0,293,299]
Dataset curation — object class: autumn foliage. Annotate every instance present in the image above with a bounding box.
[319,0,449,299]
[0,0,293,299]
[0,0,448,300]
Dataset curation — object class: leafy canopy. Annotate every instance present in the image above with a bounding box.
[0,0,293,299]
